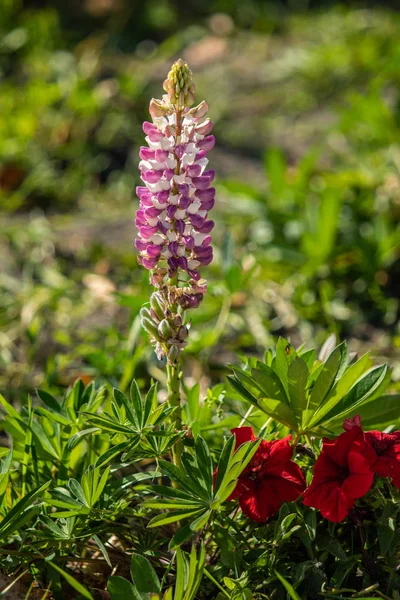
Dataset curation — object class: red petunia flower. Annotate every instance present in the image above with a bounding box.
[303,425,377,523]
[228,427,306,523]
[365,430,400,490]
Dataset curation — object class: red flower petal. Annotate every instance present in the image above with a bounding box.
[322,427,364,468]
[341,451,374,499]
[239,478,283,522]
[231,427,255,449]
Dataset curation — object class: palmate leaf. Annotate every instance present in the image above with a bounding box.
[307,353,373,428]
[0,480,51,539]
[228,339,389,437]
[130,552,161,597]
[147,437,259,538]
[273,338,298,396]
[311,364,388,428]
[301,344,345,426]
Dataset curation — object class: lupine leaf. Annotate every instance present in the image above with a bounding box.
[130,553,161,596]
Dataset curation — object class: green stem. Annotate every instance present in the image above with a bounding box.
[167,358,183,468]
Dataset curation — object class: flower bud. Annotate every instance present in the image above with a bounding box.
[163,58,195,107]
[140,308,160,339]
[177,325,189,341]
[149,98,168,118]
[150,291,166,320]
[158,319,173,340]
[168,344,180,363]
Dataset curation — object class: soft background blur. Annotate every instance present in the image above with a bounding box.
[1,0,400,401]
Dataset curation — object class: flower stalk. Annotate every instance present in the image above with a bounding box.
[135,58,215,466]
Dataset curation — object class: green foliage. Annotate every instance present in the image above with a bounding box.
[228,337,390,436]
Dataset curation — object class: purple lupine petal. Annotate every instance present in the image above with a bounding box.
[197,135,215,152]
[168,257,179,271]
[188,269,201,281]
[139,225,159,239]
[142,121,156,135]
[192,176,212,190]
[201,235,212,246]
[182,235,195,249]
[197,254,213,266]
[186,164,202,177]
[178,183,189,196]
[157,190,169,203]
[197,220,214,233]
[142,170,163,183]
[195,150,207,161]
[142,256,158,269]
[139,147,156,160]
[179,196,191,209]
[147,129,164,143]
[166,205,177,219]
[195,119,213,135]
[145,206,162,218]
[203,169,215,181]
[199,197,215,211]
[169,241,179,255]
[164,169,175,181]
[136,186,151,199]
[135,239,148,251]
[177,256,188,269]
[146,244,162,257]
[189,214,206,228]
[195,188,215,202]
[175,220,185,235]
[194,246,213,258]
[155,149,169,162]
[175,144,185,158]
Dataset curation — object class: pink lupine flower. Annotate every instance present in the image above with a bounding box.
[135,59,215,307]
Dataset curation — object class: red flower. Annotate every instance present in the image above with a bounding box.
[228,427,306,523]
[365,430,400,489]
[303,425,377,523]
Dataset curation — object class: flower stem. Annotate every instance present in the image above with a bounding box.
[166,358,183,468]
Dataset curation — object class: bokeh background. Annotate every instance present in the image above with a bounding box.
[1,0,400,401]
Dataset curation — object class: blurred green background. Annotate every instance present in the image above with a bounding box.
[1,0,400,400]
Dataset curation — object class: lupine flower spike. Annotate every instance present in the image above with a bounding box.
[136,59,215,363]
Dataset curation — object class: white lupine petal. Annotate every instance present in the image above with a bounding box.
[197,210,207,218]
[193,232,206,245]
[167,156,177,169]
[162,250,172,258]
[168,113,177,125]
[169,194,179,205]
[177,246,185,256]
[184,224,191,235]
[175,209,186,219]
[150,234,165,245]
[167,230,177,241]
[181,153,195,166]
[188,259,201,269]
[160,138,174,150]
[139,160,153,170]
[152,199,165,209]
[174,174,186,184]
[187,200,201,214]
[147,217,158,227]
[145,137,162,150]
[197,158,208,169]
[146,182,163,193]
[154,116,168,129]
